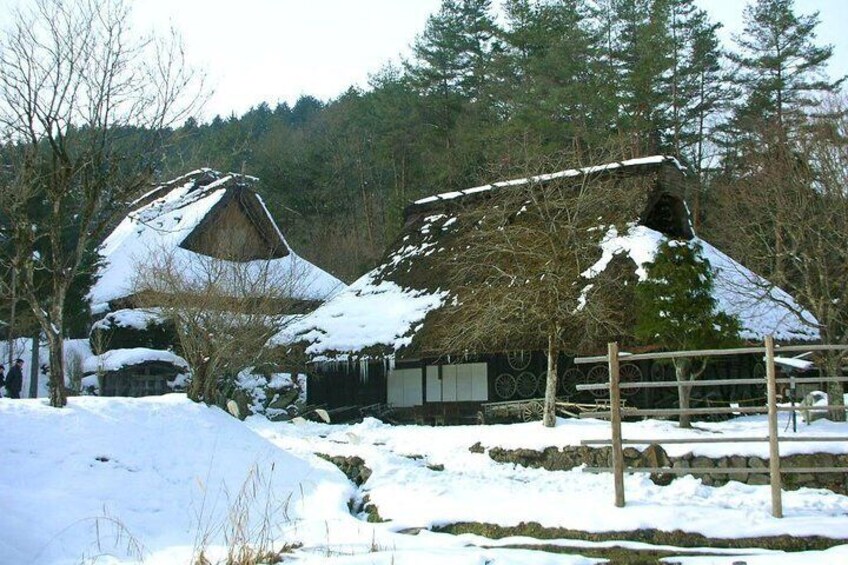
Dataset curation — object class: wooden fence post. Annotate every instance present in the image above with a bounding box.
[765,335,783,518]
[608,342,625,508]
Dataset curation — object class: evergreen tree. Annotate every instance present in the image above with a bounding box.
[406,0,498,143]
[666,0,729,173]
[608,0,674,153]
[635,240,741,428]
[727,0,843,143]
[497,0,613,152]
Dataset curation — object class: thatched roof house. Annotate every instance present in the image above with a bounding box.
[86,169,344,398]
[89,169,344,315]
[294,156,816,360]
[288,155,818,418]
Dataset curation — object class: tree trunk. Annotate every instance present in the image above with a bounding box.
[187,362,205,402]
[45,327,66,407]
[543,332,559,428]
[28,330,39,399]
[8,267,16,368]
[674,359,693,428]
[188,359,219,404]
[824,352,846,422]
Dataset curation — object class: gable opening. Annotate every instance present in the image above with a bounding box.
[180,192,289,261]
[642,192,692,239]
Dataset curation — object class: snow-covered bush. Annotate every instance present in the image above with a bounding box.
[225,366,307,420]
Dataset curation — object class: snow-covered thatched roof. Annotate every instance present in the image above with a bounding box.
[288,156,818,360]
[89,169,344,314]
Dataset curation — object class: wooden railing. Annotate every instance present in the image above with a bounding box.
[574,337,848,518]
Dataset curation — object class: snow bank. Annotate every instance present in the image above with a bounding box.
[2,395,845,564]
[0,396,350,564]
[249,413,848,545]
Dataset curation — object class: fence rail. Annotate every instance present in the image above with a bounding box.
[573,337,848,518]
[577,376,848,391]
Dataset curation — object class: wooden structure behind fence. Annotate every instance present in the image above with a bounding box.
[574,337,848,517]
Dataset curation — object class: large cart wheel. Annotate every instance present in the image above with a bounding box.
[619,363,643,396]
[559,367,583,397]
[585,365,609,398]
[494,373,517,399]
[516,371,538,398]
[521,400,544,422]
[507,351,532,371]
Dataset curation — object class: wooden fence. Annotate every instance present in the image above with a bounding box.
[574,337,848,517]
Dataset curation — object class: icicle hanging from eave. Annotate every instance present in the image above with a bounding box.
[359,358,369,384]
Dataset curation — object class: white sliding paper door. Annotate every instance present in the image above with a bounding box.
[423,363,488,402]
[387,368,423,407]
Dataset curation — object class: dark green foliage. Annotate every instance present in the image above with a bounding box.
[723,0,844,153]
[635,240,741,350]
[147,0,838,289]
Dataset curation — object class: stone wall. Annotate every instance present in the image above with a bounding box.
[481,443,848,495]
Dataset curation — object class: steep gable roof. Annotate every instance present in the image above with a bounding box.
[89,169,344,313]
[289,156,818,360]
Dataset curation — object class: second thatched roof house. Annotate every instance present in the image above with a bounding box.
[86,169,344,397]
[287,155,817,421]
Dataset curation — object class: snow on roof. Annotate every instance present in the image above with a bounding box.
[413,155,684,206]
[88,170,344,312]
[82,347,188,374]
[281,272,448,358]
[295,223,817,358]
[90,308,166,332]
[585,224,819,342]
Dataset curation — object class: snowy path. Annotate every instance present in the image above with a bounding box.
[2,395,847,564]
[248,414,848,562]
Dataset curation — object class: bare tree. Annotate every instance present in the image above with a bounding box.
[0,0,204,406]
[433,149,649,427]
[713,96,848,420]
[133,239,313,405]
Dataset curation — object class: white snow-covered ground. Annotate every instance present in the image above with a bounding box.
[1,395,846,564]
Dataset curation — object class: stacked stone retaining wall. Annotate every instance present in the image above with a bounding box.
[479,443,848,494]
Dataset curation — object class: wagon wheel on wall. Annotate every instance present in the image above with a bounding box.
[494,373,517,400]
[507,351,532,371]
[516,371,539,398]
[584,365,609,398]
[559,367,583,399]
[619,363,643,397]
[521,400,544,422]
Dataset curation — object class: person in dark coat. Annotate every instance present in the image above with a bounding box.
[0,364,5,397]
[5,358,23,399]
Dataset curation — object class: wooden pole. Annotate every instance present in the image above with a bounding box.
[765,335,783,518]
[608,342,625,508]
[8,267,16,369]
[28,331,39,399]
